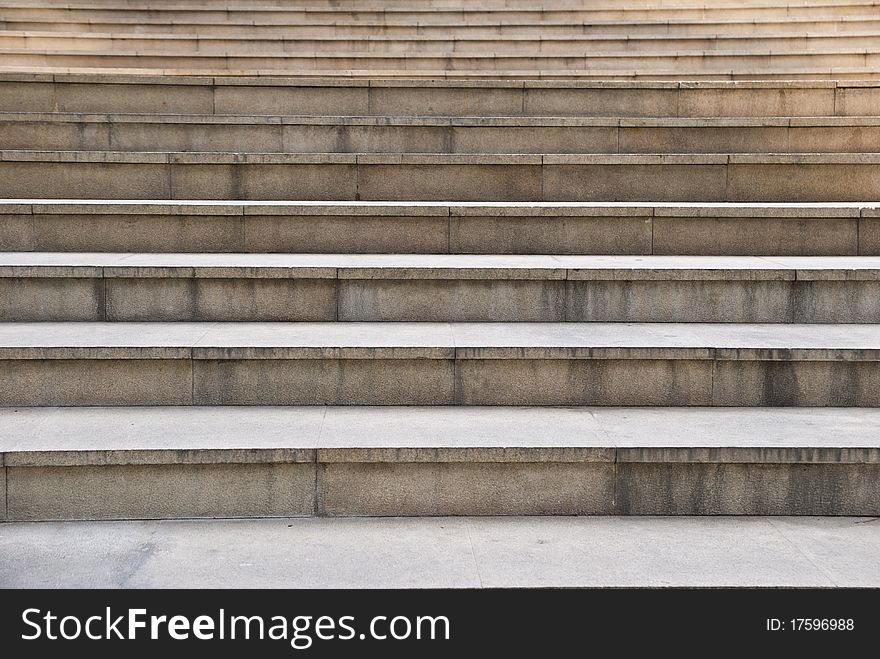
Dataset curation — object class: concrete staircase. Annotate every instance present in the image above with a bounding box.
[1,0,879,522]
[1,0,880,78]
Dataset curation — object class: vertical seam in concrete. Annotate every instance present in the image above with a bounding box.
[857,210,862,256]
[710,358,718,406]
[724,155,731,202]
[167,160,174,200]
[540,154,545,201]
[367,81,373,115]
[99,268,107,321]
[452,346,459,405]
[675,82,681,118]
[3,463,7,522]
[190,351,195,405]
[334,268,339,321]
[612,448,619,514]
[446,205,452,254]
[211,79,216,115]
[28,203,36,251]
[355,156,360,201]
[239,205,246,252]
[833,84,841,116]
[650,206,655,255]
[315,406,327,517]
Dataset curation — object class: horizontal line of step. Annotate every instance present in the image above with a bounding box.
[3,406,877,460]
[3,254,880,322]
[6,253,880,278]
[7,17,880,34]
[2,406,879,518]
[4,201,875,256]
[5,31,878,50]
[3,321,879,359]
[12,151,880,163]
[7,112,880,154]
[3,151,880,202]
[2,74,876,117]
[12,112,880,127]
[2,322,879,406]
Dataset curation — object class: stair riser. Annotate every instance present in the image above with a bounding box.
[1,356,878,406]
[8,19,880,38]
[7,121,880,154]
[3,6,875,24]
[3,210,873,256]
[3,159,880,201]
[6,78,873,117]
[3,51,875,71]
[3,277,880,323]
[3,461,878,519]
[5,34,877,54]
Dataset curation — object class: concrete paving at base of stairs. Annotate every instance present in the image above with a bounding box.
[2,516,879,588]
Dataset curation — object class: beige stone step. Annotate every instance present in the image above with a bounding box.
[1,48,876,73]
[2,1,877,25]
[2,405,879,519]
[3,30,878,55]
[3,151,880,202]
[1,321,880,406]
[3,253,880,323]
[7,75,876,117]
[4,201,874,256]
[5,17,880,39]
[6,112,880,154]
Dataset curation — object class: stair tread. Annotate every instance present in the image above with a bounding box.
[2,322,880,355]
[3,252,880,279]
[2,406,878,461]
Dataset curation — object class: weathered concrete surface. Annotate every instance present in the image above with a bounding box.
[1,406,878,517]
[2,517,880,588]
[7,463,315,521]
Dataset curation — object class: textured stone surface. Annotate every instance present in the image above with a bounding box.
[193,359,455,405]
[0,359,192,406]
[319,462,614,516]
[616,463,880,515]
[7,463,314,520]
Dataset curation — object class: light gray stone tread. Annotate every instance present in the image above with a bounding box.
[2,253,880,281]
[1,406,878,466]
[2,322,880,361]
[7,112,880,128]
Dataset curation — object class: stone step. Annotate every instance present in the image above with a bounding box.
[5,17,880,38]
[1,321,879,406]
[3,253,880,323]
[6,65,880,81]
[3,151,880,202]
[9,113,880,154]
[2,1,876,25]
[1,405,878,518]
[4,201,875,256]
[2,48,876,73]
[3,75,875,117]
[4,30,878,55]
